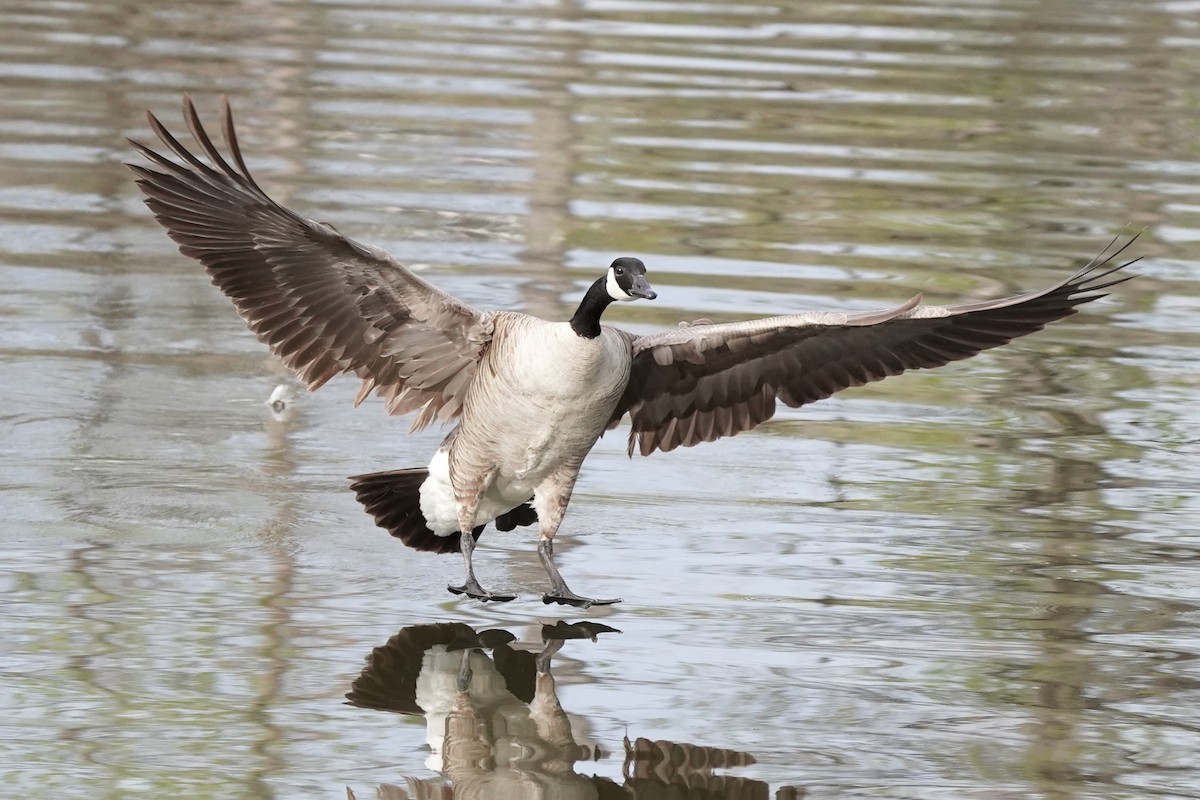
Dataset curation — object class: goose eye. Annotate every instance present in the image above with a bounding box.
[615,267,625,276]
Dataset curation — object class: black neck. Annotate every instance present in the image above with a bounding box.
[570,278,615,339]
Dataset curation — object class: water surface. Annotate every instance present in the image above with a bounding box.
[3,1,1200,798]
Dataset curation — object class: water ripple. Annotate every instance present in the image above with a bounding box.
[2,0,1199,797]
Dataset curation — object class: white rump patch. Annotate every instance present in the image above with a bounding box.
[418,447,531,536]
[419,449,459,537]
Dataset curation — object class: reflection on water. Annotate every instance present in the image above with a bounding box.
[345,621,772,800]
[3,0,1200,798]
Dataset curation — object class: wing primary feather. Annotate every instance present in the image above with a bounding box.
[219,95,264,191]
[144,110,222,179]
[182,94,240,180]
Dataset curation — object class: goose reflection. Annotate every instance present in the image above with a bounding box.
[345,621,785,800]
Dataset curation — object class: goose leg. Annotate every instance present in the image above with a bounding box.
[447,528,515,602]
[534,473,620,608]
[538,538,619,608]
[448,488,516,602]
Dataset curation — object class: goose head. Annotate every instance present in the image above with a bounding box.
[605,257,657,302]
[570,257,656,339]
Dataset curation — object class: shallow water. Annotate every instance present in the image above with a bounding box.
[3,0,1200,797]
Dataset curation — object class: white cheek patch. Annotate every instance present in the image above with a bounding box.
[606,268,634,301]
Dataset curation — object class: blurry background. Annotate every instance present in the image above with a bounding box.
[2,0,1199,797]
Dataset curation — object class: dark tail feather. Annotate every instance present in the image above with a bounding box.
[350,468,471,554]
[495,502,538,531]
[348,468,538,554]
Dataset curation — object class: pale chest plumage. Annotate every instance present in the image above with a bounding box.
[418,315,633,534]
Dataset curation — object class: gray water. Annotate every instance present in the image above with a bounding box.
[3,1,1200,798]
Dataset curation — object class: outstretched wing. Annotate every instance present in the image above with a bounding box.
[611,237,1138,456]
[128,95,492,430]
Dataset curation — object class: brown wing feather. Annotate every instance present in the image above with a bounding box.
[127,95,491,430]
[613,236,1139,456]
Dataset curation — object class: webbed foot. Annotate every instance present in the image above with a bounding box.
[448,582,517,603]
[542,589,621,609]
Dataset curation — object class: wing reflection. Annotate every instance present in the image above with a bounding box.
[345,622,794,800]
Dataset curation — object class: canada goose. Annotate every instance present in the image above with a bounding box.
[129,97,1137,608]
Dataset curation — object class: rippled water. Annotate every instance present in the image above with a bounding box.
[4,0,1200,798]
